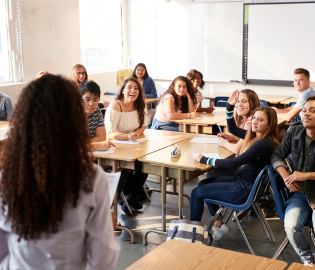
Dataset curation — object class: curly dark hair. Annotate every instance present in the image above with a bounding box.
[116,77,146,128]
[186,69,205,89]
[0,75,95,241]
[131,63,149,80]
[157,76,196,113]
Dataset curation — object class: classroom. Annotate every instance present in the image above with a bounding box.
[0,0,315,270]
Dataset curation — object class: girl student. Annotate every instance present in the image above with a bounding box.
[0,75,119,270]
[186,69,214,113]
[150,76,197,131]
[105,77,150,215]
[132,63,157,98]
[191,106,279,240]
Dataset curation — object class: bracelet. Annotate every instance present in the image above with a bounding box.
[188,113,191,119]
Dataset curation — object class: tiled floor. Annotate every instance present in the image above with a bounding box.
[111,175,314,270]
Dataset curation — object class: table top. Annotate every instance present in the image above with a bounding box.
[203,92,292,104]
[0,122,9,141]
[93,129,193,161]
[138,134,234,171]
[0,121,9,128]
[172,107,226,125]
[287,263,309,269]
[216,117,286,127]
[100,94,158,105]
[280,97,298,105]
[126,240,288,270]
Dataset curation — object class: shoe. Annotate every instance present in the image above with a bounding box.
[121,203,132,216]
[304,261,315,267]
[232,206,252,223]
[127,194,143,210]
[212,224,230,241]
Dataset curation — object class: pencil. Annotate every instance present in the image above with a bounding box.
[217,124,222,134]
[195,104,199,112]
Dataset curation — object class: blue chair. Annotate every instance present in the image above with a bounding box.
[104,92,116,95]
[214,96,229,107]
[204,165,276,255]
[268,165,315,259]
[260,100,268,106]
[288,102,301,122]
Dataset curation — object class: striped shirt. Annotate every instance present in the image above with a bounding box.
[194,89,204,107]
[243,115,252,130]
[87,107,105,138]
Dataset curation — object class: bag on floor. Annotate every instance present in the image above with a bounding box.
[166,219,212,246]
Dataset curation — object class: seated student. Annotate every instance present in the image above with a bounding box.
[132,63,157,98]
[191,107,279,240]
[0,92,13,121]
[105,77,150,215]
[0,75,120,269]
[35,70,49,79]
[271,96,315,267]
[79,80,114,151]
[71,64,109,110]
[272,68,315,139]
[150,76,197,131]
[186,69,214,113]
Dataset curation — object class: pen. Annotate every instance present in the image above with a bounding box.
[195,104,199,112]
[217,124,222,134]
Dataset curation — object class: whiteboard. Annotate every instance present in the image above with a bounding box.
[247,3,315,81]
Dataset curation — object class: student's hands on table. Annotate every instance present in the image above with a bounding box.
[189,112,199,119]
[218,137,228,148]
[218,133,235,142]
[98,141,116,150]
[193,154,204,163]
[228,89,239,105]
[128,133,139,142]
[204,106,215,113]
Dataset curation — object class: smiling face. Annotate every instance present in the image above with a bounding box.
[251,110,269,136]
[235,92,250,117]
[294,73,310,93]
[135,66,146,79]
[174,80,187,97]
[302,100,315,129]
[82,92,100,116]
[122,81,139,102]
[191,73,201,91]
[77,67,86,83]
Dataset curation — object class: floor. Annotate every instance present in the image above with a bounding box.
[110,175,313,270]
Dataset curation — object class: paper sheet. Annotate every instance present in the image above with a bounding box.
[190,137,219,144]
[105,172,121,205]
[0,126,10,130]
[183,117,202,120]
[0,133,8,141]
[192,153,220,159]
[92,146,115,155]
[112,138,147,144]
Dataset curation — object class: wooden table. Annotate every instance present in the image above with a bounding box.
[0,121,9,142]
[173,107,227,134]
[280,97,298,105]
[288,263,309,269]
[139,134,234,243]
[100,95,158,109]
[126,240,288,270]
[95,129,194,243]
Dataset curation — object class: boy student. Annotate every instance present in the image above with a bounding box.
[0,92,13,121]
[79,80,114,151]
[271,96,315,267]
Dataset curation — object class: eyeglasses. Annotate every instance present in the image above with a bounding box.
[77,72,86,75]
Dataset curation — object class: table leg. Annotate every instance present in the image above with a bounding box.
[196,125,200,134]
[178,169,184,219]
[161,166,167,232]
[183,124,187,133]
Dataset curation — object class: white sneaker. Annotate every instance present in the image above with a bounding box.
[304,261,315,267]
[212,224,230,241]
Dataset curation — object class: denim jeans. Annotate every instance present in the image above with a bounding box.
[284,192,315,263]
[150,117,179,132]
[190,175,252,222]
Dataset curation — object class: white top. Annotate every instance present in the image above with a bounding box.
[0,165,120,270]
[105,107,150,134]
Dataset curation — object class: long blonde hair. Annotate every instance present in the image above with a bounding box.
[71,64,88,85]
[235,89,261,128]
[240,107,279,154]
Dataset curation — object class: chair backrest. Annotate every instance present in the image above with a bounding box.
[214,96,229,107]
[288,102,300,122]
[288,102,296,107]
[104,92,116,95]
[260,100,268,107]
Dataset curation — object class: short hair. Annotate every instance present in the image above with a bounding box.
[36,70,49,79]
[306,96,315,103]
[71,64,88,85]
[131,63,149,80]
[186,69,205,89]
[294,68,310,81]
[79,80,101,98]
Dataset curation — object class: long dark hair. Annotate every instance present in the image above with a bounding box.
[116,77,146,128]
[186,69,205,89]
[157,76,196,113]
[0,75,94,241]
[131,63,149,80]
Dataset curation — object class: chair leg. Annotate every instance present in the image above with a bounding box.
[222,208,233,225]
[233,211,255,255]
[142,184,151,202]
[208,207,224,231]
[273,237,289,259]
[310,227,315,245]
[121,192,133,215]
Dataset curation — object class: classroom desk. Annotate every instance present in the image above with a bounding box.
[173,107,227,134]
[126,240,288,270]
[0,121,9,128]
[94,129,194,243]
[0,122,9,142]
[280,97,298,105]
[287,263,309,269]
[100,95,159,109]
[203,92,292,105]
[138,134,234,243]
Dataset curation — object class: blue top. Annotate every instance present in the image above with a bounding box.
[0,93,13,121]
[87,107,104,138]
[142,77,157,98]
[295,87,315,118]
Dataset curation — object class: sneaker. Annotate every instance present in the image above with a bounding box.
[127,194,143,210]
[121,203,132,216]
[212,224,230,241]
[304,261,315,267]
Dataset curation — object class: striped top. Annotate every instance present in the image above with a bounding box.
[194,89,204,107]
[243,115,252,130]
[87,107,105,138]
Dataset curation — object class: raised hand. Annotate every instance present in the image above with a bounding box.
[228,89,239,106]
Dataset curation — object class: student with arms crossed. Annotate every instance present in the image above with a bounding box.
[132,63,157,98]
[0,75,120,270]
[271,96,315,267]
[191,107,279,240]
[151,76,197,131]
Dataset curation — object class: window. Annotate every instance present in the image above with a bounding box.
[79,0,122,72]
[0,2,10,82]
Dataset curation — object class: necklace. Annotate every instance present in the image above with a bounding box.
[122,100,134,112]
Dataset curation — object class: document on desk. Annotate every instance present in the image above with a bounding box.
[0,126,10,130]
[92,146,115,155]
[183,117,202,120]
[105,172,121,205]
[192,153,220,159]
[112,138,147,144]
[0,133,8,141]
[190,137,219,144]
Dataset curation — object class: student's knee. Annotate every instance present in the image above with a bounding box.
[284,216,304,235]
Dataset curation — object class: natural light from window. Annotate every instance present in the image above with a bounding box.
[0,2,10,82]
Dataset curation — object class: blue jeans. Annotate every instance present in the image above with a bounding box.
[284,192,315,263]
[190,175,252,222]
[150,117,179,132]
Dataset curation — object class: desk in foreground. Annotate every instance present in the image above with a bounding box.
[126,240,288,270]
[288,262,309,269]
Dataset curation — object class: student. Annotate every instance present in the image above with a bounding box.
[105,77,150,215]
[35,70,49,79]
[271,96,315,267]
[186,69,214,113]
[191,107,279,240]
[150,76,197,131]
[79,81,114,151]
[132,63,157,98]
[0,75,120,270]
[0,92,13,121]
